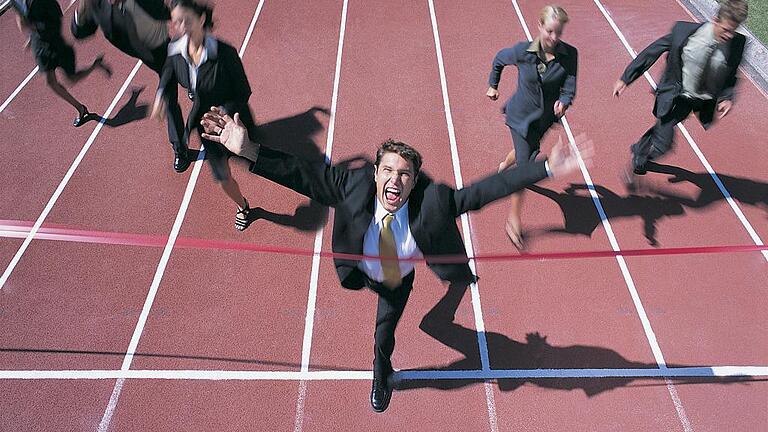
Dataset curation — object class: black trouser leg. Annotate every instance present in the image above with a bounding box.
[631,98,694,170]
[164,84,186,156]
[372,272,414,379]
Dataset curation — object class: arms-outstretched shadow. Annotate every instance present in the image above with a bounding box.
[647,162,768,214]
[395,283,753,396]
[528,184,686,246]
[241,107,333,231]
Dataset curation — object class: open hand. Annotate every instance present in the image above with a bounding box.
[201,106,252,159]
[547,133,593,178]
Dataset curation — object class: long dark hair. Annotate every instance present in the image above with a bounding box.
[171,0,215,29]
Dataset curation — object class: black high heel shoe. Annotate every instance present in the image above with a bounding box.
[73,106,95,127]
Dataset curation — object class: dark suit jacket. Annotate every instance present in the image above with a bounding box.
[249,146,550,288]
[489,40,578,138]
[70,0,170,72]
[620,21,745,129]
[158,36,254,154]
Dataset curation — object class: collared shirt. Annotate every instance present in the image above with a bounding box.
[167,34,218,91]
[526,38,567,77]
[359,199,422,283]
[682,22,729,100]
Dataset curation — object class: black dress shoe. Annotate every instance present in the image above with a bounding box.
[370,377,392,413]
[174,152,191,173]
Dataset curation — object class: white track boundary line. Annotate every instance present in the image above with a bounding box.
[0,60,143,291]
[97,144,207,432]
[427,1,497,431]
[0,66,38,114]
[98,5,266,430]
[294,1,348,431]
[593,0,767,263]
[1,365,766,380]
[298,0,348,377]
[511,2,692,430]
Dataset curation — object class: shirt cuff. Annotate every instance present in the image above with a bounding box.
[544,160,552,178]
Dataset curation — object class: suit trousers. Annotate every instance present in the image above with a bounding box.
[631,96,705,169]
[366,271,415,379]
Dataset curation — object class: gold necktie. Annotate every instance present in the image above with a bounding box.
[379,214,401,289]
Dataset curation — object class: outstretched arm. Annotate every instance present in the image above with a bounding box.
[616,32,672,91]
[452,135,591,215]
[201,107,348,206]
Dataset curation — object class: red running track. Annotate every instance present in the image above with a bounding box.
[0,0,766,430]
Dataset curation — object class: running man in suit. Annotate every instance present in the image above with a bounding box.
[613,0,747,185]
[199,106,591,413]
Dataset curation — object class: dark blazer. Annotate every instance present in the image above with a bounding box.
[619,21,745,129]
[71,0,170,73]
[248,146,550,288]
[158,36,254,153]
[489,40,578,138]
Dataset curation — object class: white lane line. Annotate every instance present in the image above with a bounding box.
[298,0,349,376]
[97,5,268,429]
[0,67,38,114]
[2,365,766,380]
[0,60,143,291]
[593,0,767,262]
[294,2,348,431]
[96,149,207,432]
[238,0,266,58]
[427,1,497,431]
[511,1,691,430]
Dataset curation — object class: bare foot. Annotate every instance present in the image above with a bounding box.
[505,221,525,250]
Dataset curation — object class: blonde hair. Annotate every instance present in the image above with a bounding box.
[539,5,569,25]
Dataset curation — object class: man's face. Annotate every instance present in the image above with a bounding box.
[374,152,417,213]
[713,18,739,43]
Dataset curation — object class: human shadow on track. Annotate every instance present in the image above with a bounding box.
[0,346,352,371]
[645,162,768,216]
[526,183,687,247]
[239,106,333,232]
[100,86,149,128]
[394,282,756,396]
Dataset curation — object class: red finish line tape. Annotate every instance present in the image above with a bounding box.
[1,220,766,263]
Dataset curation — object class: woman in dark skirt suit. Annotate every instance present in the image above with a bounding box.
[487,5,577,249]
[10,0,111,127]
[151,0,257,230]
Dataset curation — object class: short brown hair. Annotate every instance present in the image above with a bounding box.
[375,139,423,174]
[717,0,748,24]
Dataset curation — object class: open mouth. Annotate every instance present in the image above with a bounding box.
[384,187,401,205]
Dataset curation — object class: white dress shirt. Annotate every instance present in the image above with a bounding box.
[682,22,730,100]
[166,34,217,91]
[359,199,422,283]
